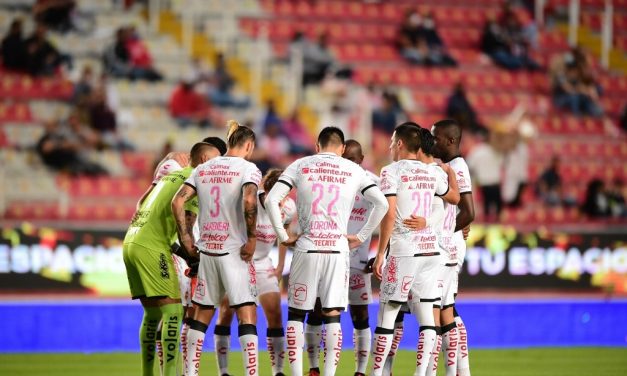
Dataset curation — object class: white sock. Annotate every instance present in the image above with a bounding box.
[180,321,190,376]
[213,325,231,375]
[441,324,459,376]
[323,321,342,376]
[425,332,442,376]
[286,320,305,376]
[455,316,471,374]
[238,324,258,376]
[414,328,437,376]
[186,325,207,376]
[156,326,164,376]
[353,328,371,374]
[267,328,286,375]
[304,323,322,370]
[370,329,394,376]
[383,320,404,376]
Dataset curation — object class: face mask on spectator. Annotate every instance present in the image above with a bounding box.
[409,14,422,26]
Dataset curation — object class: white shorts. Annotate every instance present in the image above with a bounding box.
[348,267,373,305]
[172,254,193,307]
[193,251,257,308]
[288,251,349,311]
[440,264,458,308]
[254,256,280,296]
[380,254,440,305]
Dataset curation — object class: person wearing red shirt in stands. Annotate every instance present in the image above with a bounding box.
[169,80,212,128]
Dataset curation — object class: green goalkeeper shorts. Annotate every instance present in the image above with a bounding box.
[123,242,180,300]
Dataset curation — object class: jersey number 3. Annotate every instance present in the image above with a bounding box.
[209,186,220,217]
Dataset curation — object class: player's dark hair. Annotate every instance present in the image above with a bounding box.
[190,142,215,164]
[419,127,435,156]
[202,136,227,156]
[226,120,256,148]
[394,122,422,153]
[317,126,345,148]
[344,139,361,149]
[263,168,284,192]
[433,119,462,144]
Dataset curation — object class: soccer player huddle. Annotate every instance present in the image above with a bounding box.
[122,118,475,376]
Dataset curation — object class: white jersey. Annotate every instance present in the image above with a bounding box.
[379,159,449,257]
[347,169,380,268]
[255,192,296,260]
[278,152,378,253]
[153,159,183,184]
[448,157,472,245]
[185,156,262,254]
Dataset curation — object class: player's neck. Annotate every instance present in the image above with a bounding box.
[225,149,247,158]
[398,151,418,161]
[441,148,461,163]
[317,149,341,156]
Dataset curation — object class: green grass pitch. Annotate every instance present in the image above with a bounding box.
[1,348,626,375]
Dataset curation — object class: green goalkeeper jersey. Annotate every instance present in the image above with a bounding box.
[123,166,198,251]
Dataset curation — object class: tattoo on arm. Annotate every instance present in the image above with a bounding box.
[185,211,197,236]
[172,185,196,240]
[243,184,258,239]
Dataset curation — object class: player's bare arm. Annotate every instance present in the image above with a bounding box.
[274,223,290,279]
[403,196,445,230]
[373,195,396,280]
[455,192,475,232]
[438,161,461,205]
[171,184,197,256]
[160,151,189,169]
[241,183,258,262]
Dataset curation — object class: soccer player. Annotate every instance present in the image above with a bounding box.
[370,123,459,376]
[265,127,389,376]
[303,139,379,376]
[141,137,227,375]
[122,141,221,376]
[212,168,296,376]
[401,127,457,376]
[431,119,475,376]
[172,121,262,376]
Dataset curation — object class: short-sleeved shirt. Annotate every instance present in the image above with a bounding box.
[448,156,472,242]
[185,156,262,254]
[347,169,380,267]
[124,166,198,251]
[255,192,296,260]
[379,159,449,257]
[278,152,377,253]
[153,159,183,185]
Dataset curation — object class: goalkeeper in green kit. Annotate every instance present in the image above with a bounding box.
[123,140,224,376]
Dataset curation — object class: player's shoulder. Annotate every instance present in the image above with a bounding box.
[448,156,469,172]
[365,169,380,184]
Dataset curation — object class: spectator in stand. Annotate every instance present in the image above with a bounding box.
[36,119,107,176]
[283,110,314,153]
[550,60,603,117]
[372,91,406,135]
[607,178,626,218]
[24,23,73,76]
[581,179,610,218]
[398,9,456,66]
[467,136,504,220]
[498,0,539,49]
[259,100,283,133]
[73,65,94,103]
[89,87,134,150]
[169,80,212,128]
[124,26,162,81]
[620,105,627,133]
[103,26,162,81]
[208,52,250,108]
[535,156,576,206]
[302,32,337,85]
[480,18,539,71]
[1,19,26,71]
[257,121,291,166]
[33,0,76,33]
[445,82,487,135]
